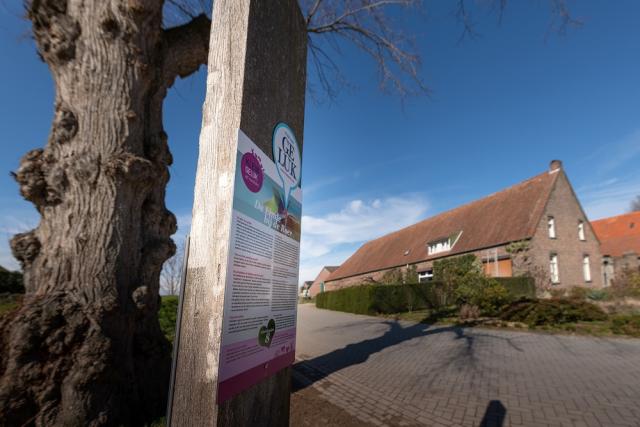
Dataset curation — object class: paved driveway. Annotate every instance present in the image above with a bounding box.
[293,304,640,427]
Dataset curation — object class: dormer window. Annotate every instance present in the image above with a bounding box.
[427,231,462,256]
[578,221,585,241]
[428,239,450,255]
[548,216,556,239]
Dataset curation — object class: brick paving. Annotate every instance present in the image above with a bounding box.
[293,304,640,427]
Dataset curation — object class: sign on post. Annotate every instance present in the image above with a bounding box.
[217,128,302,402]
[169,1,307,425]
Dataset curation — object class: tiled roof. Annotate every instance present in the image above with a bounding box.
[591,212,640,257]
[324,266,340,273]
[327,169,560,282]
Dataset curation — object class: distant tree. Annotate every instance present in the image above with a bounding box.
[160,241,185,296]
[0,266,24,294]
[630,196,640,212]
[433,254,482,306]
[404,264,419,284]
[506,240,551,294]
[381,267,404,284]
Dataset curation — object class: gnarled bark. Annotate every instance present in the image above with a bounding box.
[0,1,209,425]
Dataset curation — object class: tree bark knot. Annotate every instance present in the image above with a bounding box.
[0,293,104,426]
[105,152,155,183]
[29,1,80,65]
[10,231,41,269]
[51,107,78,145]
[13,149,66,207]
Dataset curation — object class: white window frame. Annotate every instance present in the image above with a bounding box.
[418,270,433,283]
[578,221,585,241]
[583,255,591,282]
[428,239,450,255]
[550,254,559,284]
[427,231,463,256]
[548,216,556,239]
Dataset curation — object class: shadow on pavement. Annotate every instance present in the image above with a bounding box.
[293,320,460,391]
[479,400,507,427]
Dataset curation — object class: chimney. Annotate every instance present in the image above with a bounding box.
[549,160,562,172]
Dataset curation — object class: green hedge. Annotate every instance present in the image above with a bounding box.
[315,277,535,316]
[494,277,535,299]
[316,282,444,315]
[0,267,24,294]
[159,295,179,345]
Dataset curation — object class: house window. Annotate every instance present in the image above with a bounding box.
[548,216,556,239]
[578,221,585,241]
[583,255,591,282]
[418,270,433,283]
[428,239,450,255]
[427,231,463,256]
[549,254,559,284]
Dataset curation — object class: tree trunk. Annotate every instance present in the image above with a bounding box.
[0,1,210,425]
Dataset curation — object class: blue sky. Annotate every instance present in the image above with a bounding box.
[1,1,639,282]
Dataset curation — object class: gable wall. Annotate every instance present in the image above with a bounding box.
[529,171,604,288]
[309,268,335,297]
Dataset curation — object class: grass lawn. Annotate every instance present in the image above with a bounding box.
[0,294,21,317]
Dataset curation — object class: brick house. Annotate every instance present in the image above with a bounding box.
[325,161,604,291]
[591,212,640,286]
[300,281,314,298]
[307,266,340,297]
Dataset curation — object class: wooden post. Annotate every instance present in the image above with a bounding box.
[169,1,307,426]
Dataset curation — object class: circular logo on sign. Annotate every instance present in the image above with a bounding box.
[241,150,263,193]
[272,123,301,209]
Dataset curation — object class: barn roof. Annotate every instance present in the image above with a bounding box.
[327,168,560,282]
[591,212,640,257]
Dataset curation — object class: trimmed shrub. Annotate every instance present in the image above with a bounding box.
[500,298,607,327]
[455,278,511,316]
[316,285,375,315]
[0,266,24,294]
[610,314,640,337]
[587,289,610,301]
[494,277,536,299]
[549,288,566,298]
[404,264,419,284]
[459,304,480,321]
[316,282,445,315]
[568,286,589,300]
[380,268,403,285]
[610,269,640,298]
[433,254,483,306]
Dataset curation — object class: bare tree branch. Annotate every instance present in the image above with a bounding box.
[162,13,211,87]
[547,0,583,36]
[456,0,583,43]
[302,0,429,100]
[455,0,480,43]
[160,0,581,101]
[161,239,185,295]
